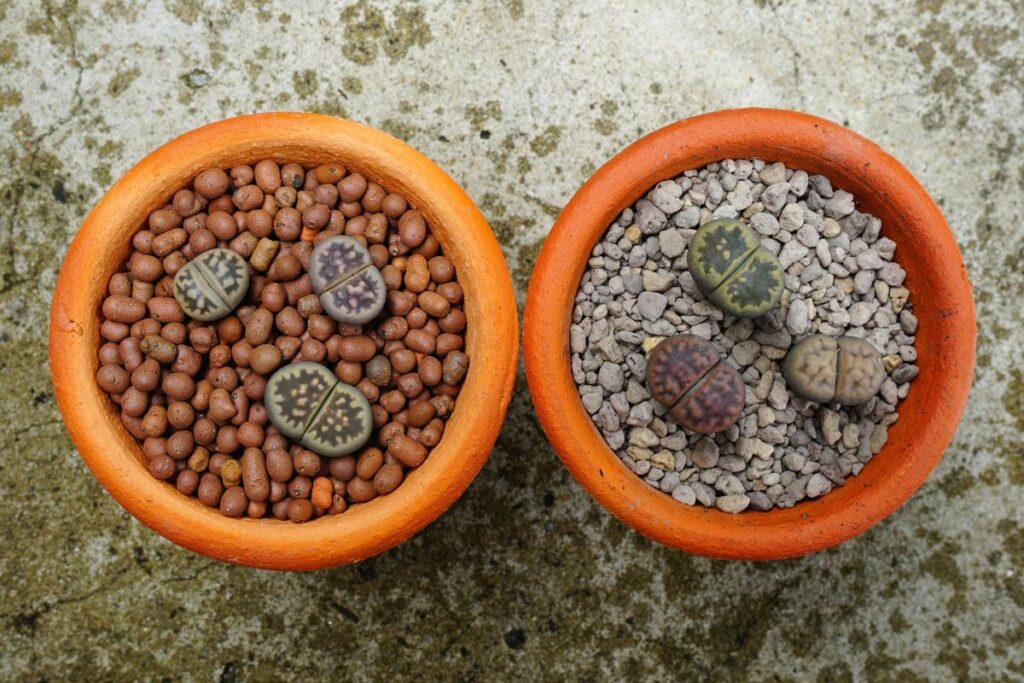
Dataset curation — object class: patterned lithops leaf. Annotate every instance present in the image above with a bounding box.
[687,220,760,294]
[195,248,249,310]
[173,265,226,321]
[301,383,372,456]
[782,335,839,403]
[670,362,745,434]
[309,236,372,294]
[264,362,338,441]
[319,267,387,326]
[646,335,720,407]
[711,249,784,318]
[834,337,885,405]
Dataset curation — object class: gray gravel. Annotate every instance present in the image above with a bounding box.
[570,158,917,512]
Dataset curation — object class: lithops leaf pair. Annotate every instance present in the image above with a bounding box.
[265,361,372,456]
[173,248,250,321]
[783,334,885,405]
[646,335,745,433]
[309,236,387,325]
[687,219,784,318]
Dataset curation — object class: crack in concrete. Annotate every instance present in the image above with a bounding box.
[766,1,808,111]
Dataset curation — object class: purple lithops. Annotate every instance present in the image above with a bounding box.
[309,236,387,325]
[645,335,745,434]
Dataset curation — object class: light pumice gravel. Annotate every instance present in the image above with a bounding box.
[569,158,917,512]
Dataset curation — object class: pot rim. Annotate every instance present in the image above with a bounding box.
[49,112,519,570]
[523,108,975,560]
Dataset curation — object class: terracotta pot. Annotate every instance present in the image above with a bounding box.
[49,113,518,570]
[523,108,975,560]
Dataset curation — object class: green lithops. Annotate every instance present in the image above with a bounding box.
[687,219,784,318]
[783,334,885,405]
[173,248,250,321]
[309,236,387,325]
[265,361,372,456]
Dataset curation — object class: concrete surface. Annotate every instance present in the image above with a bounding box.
[1,0,1022,680]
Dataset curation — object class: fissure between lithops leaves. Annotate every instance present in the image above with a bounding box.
[194,261,234,307]
[709,246,758,295]
[673,359,723,409]
[322,261,373,294]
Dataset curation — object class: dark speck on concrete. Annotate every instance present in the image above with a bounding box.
[504,628,527,649]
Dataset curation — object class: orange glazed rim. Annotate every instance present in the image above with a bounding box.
[49,113,518,570]
[523,108,975,560]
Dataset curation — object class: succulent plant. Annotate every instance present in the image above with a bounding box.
[309,236,387,325]
[264,361,372,456]
[783,334,885,405]
[646,335,745,433]
[172,248,249,321]
[687,219,784,318]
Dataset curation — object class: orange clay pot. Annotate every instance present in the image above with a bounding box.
[523,108,975,560]
[49,113,518,570]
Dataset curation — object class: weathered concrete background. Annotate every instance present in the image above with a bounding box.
[1,0,1022,680]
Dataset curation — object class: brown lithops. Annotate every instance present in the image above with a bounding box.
[646,335,745,434]
[783,334,885,405]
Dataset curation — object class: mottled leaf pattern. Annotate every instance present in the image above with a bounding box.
[714,251,784,316]
[645,335,743,434]
[782,335,838,403]
[646,335,720,407]
[319,267,387,326]
[688,219,783,318]
[197,248,248,305]
[264,362,337,440]
[687,219,759,293]
[172,248,250,322]
[302,384,372,456]
[173,269,223,321]
[783,335,883,406]
[265,361,373,456]
[309,236,372,293]
[834,337,885,405]
[670,363,745,434]
[309,236,387,325]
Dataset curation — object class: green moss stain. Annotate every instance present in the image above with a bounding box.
[106,66,140,98]
[342,75,363,95]
[341,0,433,66]
[922,540,967,610]
[1002,367,1024,426]
[291,69,319,99]
[529,125,562,157]
[504,0,524,19]
[465,100,502,128]
[164,0,202,24]
[593,99,619,136]
[0,87,22,110]
[0,38,16,65]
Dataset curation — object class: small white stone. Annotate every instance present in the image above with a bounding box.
[716,494,751,513]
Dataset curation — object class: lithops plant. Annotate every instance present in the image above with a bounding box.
[646,335,745,434]
[687,219,784,318]
[172,248,249,321]
[265,361,372,456]
[309,236,387,325]
[783,334,885,405]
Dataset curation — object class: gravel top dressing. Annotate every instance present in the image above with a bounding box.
[570,158,917,512]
